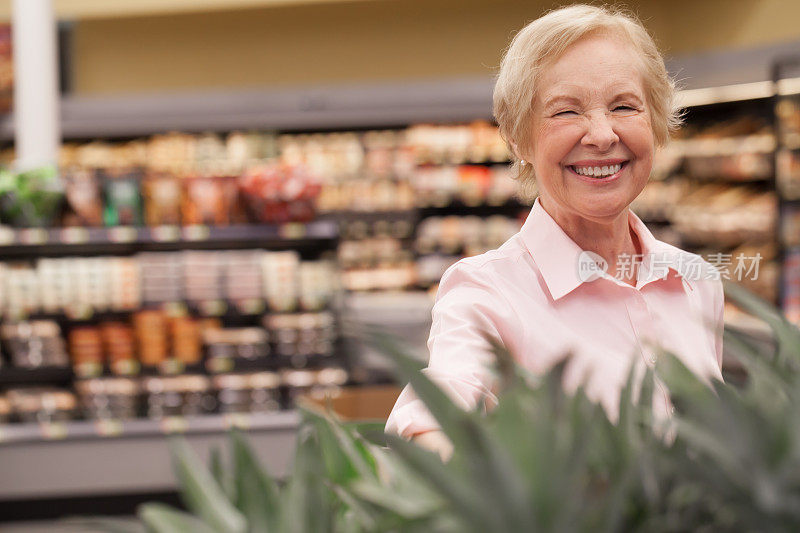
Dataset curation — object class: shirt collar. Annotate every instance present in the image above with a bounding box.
[519,197,692,301]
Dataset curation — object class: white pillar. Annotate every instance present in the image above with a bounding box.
[12,0,60,171]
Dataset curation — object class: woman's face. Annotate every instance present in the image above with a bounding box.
[526,34,654,223]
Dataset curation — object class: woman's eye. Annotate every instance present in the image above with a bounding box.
[612,105,638,114]
[555,110,578,117]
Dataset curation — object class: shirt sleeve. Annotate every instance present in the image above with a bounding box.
[384,260,521,439]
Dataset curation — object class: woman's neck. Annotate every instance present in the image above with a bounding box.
[539,197,641,285]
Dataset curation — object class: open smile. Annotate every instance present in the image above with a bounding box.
[566,160,629,183]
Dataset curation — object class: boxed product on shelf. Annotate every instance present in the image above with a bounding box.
[782,205,800,247]
[282,367,349,405]
[102,168,143,226]
[239,163,321,223]
[213,372,281,414]
[74,377,140,420]
[203,327,270,372]
[0,321,68,369]
[263,311,335,364]
[142,374,214,419]
[777,149,800,200]
[776,97,800,149]
[142,171,182,226]
[182,174,242,226]
[5,387,77,423]
[63,167,104,227]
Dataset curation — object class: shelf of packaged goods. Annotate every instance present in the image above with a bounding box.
[0,410,300,445]
[0,220,338,257]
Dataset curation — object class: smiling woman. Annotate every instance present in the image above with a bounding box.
[386,4,725,461]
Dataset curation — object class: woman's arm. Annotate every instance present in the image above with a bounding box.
[385,260,521,439]
[412,430,454,461]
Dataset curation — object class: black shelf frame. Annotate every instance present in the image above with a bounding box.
[0,220,338,258]
[772,57,800,313]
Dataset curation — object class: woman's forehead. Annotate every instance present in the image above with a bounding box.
[538,80,645,107]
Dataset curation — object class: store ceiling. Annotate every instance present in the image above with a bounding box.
[0,0,372,21]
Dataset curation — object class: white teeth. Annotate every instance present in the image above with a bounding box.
[572,163,622,178]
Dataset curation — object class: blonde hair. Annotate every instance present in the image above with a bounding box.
[493,4,681,200]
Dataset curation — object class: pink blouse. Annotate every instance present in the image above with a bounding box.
[385,198,724,439]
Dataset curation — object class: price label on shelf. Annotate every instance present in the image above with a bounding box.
[19,228,48,245]
[223,413,252,430]
[183,225,210,241]
[152,225,180,242]
[236,298,265,315]
[207,357,234,374]
[0,226,14,245]
[40,422,68,440]
[159,358,185,375]
[163,302,188,317]
[74,361,103,378]
[111,359,140,376]
[95,419,124,437]
[199,300,227,316]
[60,227,89,244]
[65,303,93,320]
[160,416,188,434]
[280,222,306,239]
[110,226,137,243]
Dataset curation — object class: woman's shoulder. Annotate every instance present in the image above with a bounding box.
[440,235,531,285]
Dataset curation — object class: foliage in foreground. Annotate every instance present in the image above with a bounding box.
[137,282,800,532]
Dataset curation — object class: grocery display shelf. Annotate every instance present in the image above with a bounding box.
[0,411,300,501]
[418,199,530,218]
[0,220,338,257]
[0,410,299,446]
[0,366,73,388]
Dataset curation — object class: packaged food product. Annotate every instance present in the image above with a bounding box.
[102,168,143,226]
[142,171,182,226]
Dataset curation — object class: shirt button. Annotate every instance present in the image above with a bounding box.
[649,354,658,364]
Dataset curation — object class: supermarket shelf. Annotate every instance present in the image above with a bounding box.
[0,410,299,446]
[0,220,338,257]
[0,411,300,500]
[5,74,797,142]
[0,77,495,140]
[0,367,73,388]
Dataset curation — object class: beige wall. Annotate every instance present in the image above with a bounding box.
[69,0,800,95]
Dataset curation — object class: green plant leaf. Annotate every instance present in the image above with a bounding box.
[137,503,215,533]
[169,438,247,533]
[229,429,281,533]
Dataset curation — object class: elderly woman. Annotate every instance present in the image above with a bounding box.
[385,4,724,459]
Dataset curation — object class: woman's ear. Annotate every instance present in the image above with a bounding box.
[509,141,527,166]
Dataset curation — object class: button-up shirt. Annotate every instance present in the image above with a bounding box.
[385,198,724,439]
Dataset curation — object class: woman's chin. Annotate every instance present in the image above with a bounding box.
[570,196,632,221]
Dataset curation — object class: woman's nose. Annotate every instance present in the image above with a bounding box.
[581,112,619,151]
